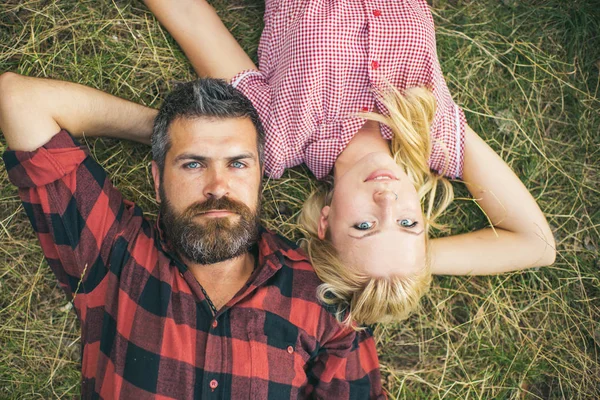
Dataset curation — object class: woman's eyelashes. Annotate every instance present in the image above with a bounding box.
[399,218,418,228]
[353,219,418,231]
[354,221,374,230]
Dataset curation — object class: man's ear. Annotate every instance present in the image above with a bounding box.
[317,205,330,240]
[151,161,161,203]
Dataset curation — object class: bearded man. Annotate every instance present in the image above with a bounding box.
[0,73,384,399]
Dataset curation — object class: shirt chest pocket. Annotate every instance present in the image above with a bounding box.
[247,312,311,398]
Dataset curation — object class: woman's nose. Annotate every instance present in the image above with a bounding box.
[373,190,397,205]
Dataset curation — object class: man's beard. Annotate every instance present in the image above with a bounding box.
[160,188,261,265]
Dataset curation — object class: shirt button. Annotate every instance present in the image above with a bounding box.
[361,106,369,112]
[209,379,218,390]
[372,9,382,17]
[212,320,218,328]
[287,346,294,354]
[371,60,380,70]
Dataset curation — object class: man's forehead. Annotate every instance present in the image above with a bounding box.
[168,116,258,153]
[169,116,256,136]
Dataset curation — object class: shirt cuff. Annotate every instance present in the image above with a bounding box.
[3,130,89,188]
[428,103,466,179]
[454,105,466,178]
[230,69,265,88]
[230,69,271,108]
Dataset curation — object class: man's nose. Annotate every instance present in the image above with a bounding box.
[203,169,230,199]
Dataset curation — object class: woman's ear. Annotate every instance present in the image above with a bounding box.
[317,206,330,240]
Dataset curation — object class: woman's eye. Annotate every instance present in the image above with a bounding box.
[399,219,418,228]
[354,221,374,231]
[231,161,246,169]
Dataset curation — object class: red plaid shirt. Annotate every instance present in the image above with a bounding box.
[3,130,385,399]
[231,0,466,180]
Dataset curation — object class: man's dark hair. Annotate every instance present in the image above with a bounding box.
[152,78,265,173]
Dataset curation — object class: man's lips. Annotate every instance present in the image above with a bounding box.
[364,169,399,182]
[195,210,237,218]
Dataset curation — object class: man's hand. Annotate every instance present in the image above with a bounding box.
[0,72,156,151]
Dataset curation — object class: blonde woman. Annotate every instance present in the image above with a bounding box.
[140,0,556,326]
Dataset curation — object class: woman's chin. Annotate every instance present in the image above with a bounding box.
[354,152,400,172]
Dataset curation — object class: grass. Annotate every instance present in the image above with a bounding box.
[0,0,598,398]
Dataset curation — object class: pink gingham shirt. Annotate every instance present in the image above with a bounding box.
[232,0,466,179]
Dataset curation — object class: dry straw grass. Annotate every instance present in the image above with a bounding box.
[1,0,598,398]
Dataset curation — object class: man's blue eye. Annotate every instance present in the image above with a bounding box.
[354,221,373,230]
[231,161,245,169]
[186,162,200,169]
[399,219,418,228]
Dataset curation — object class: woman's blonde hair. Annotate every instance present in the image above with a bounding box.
[299,86,454,328]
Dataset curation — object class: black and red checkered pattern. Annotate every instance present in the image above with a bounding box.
[3,130,385,399]
[231,0,466,180]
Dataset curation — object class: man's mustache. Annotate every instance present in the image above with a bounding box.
[183,197,252,218]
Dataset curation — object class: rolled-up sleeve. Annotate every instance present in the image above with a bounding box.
[3,130,142,302]
[4,130,89,187]
[428,90,466,179]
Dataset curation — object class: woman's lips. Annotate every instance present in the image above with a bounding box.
[364,169,398,182]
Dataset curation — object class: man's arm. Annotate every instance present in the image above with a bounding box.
[0,72,156,149]
[142,0,256,80]
[0,73,156,301]
[430,125,556,275]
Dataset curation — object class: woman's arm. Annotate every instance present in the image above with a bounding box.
[430,125,556,275]
[143,0,256,80]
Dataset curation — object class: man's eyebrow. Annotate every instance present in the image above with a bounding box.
[172,152,256,163]
[350,229,425,240]
[227,152,256,162]
[173,153,208,163]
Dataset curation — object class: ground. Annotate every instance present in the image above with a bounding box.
[0,0,598,398]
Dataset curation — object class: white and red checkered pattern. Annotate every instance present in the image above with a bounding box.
[232,0,466,179]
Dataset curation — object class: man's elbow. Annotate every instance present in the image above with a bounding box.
[0,71,20,86]
[0,72,25,119]
[0,72,22,102]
